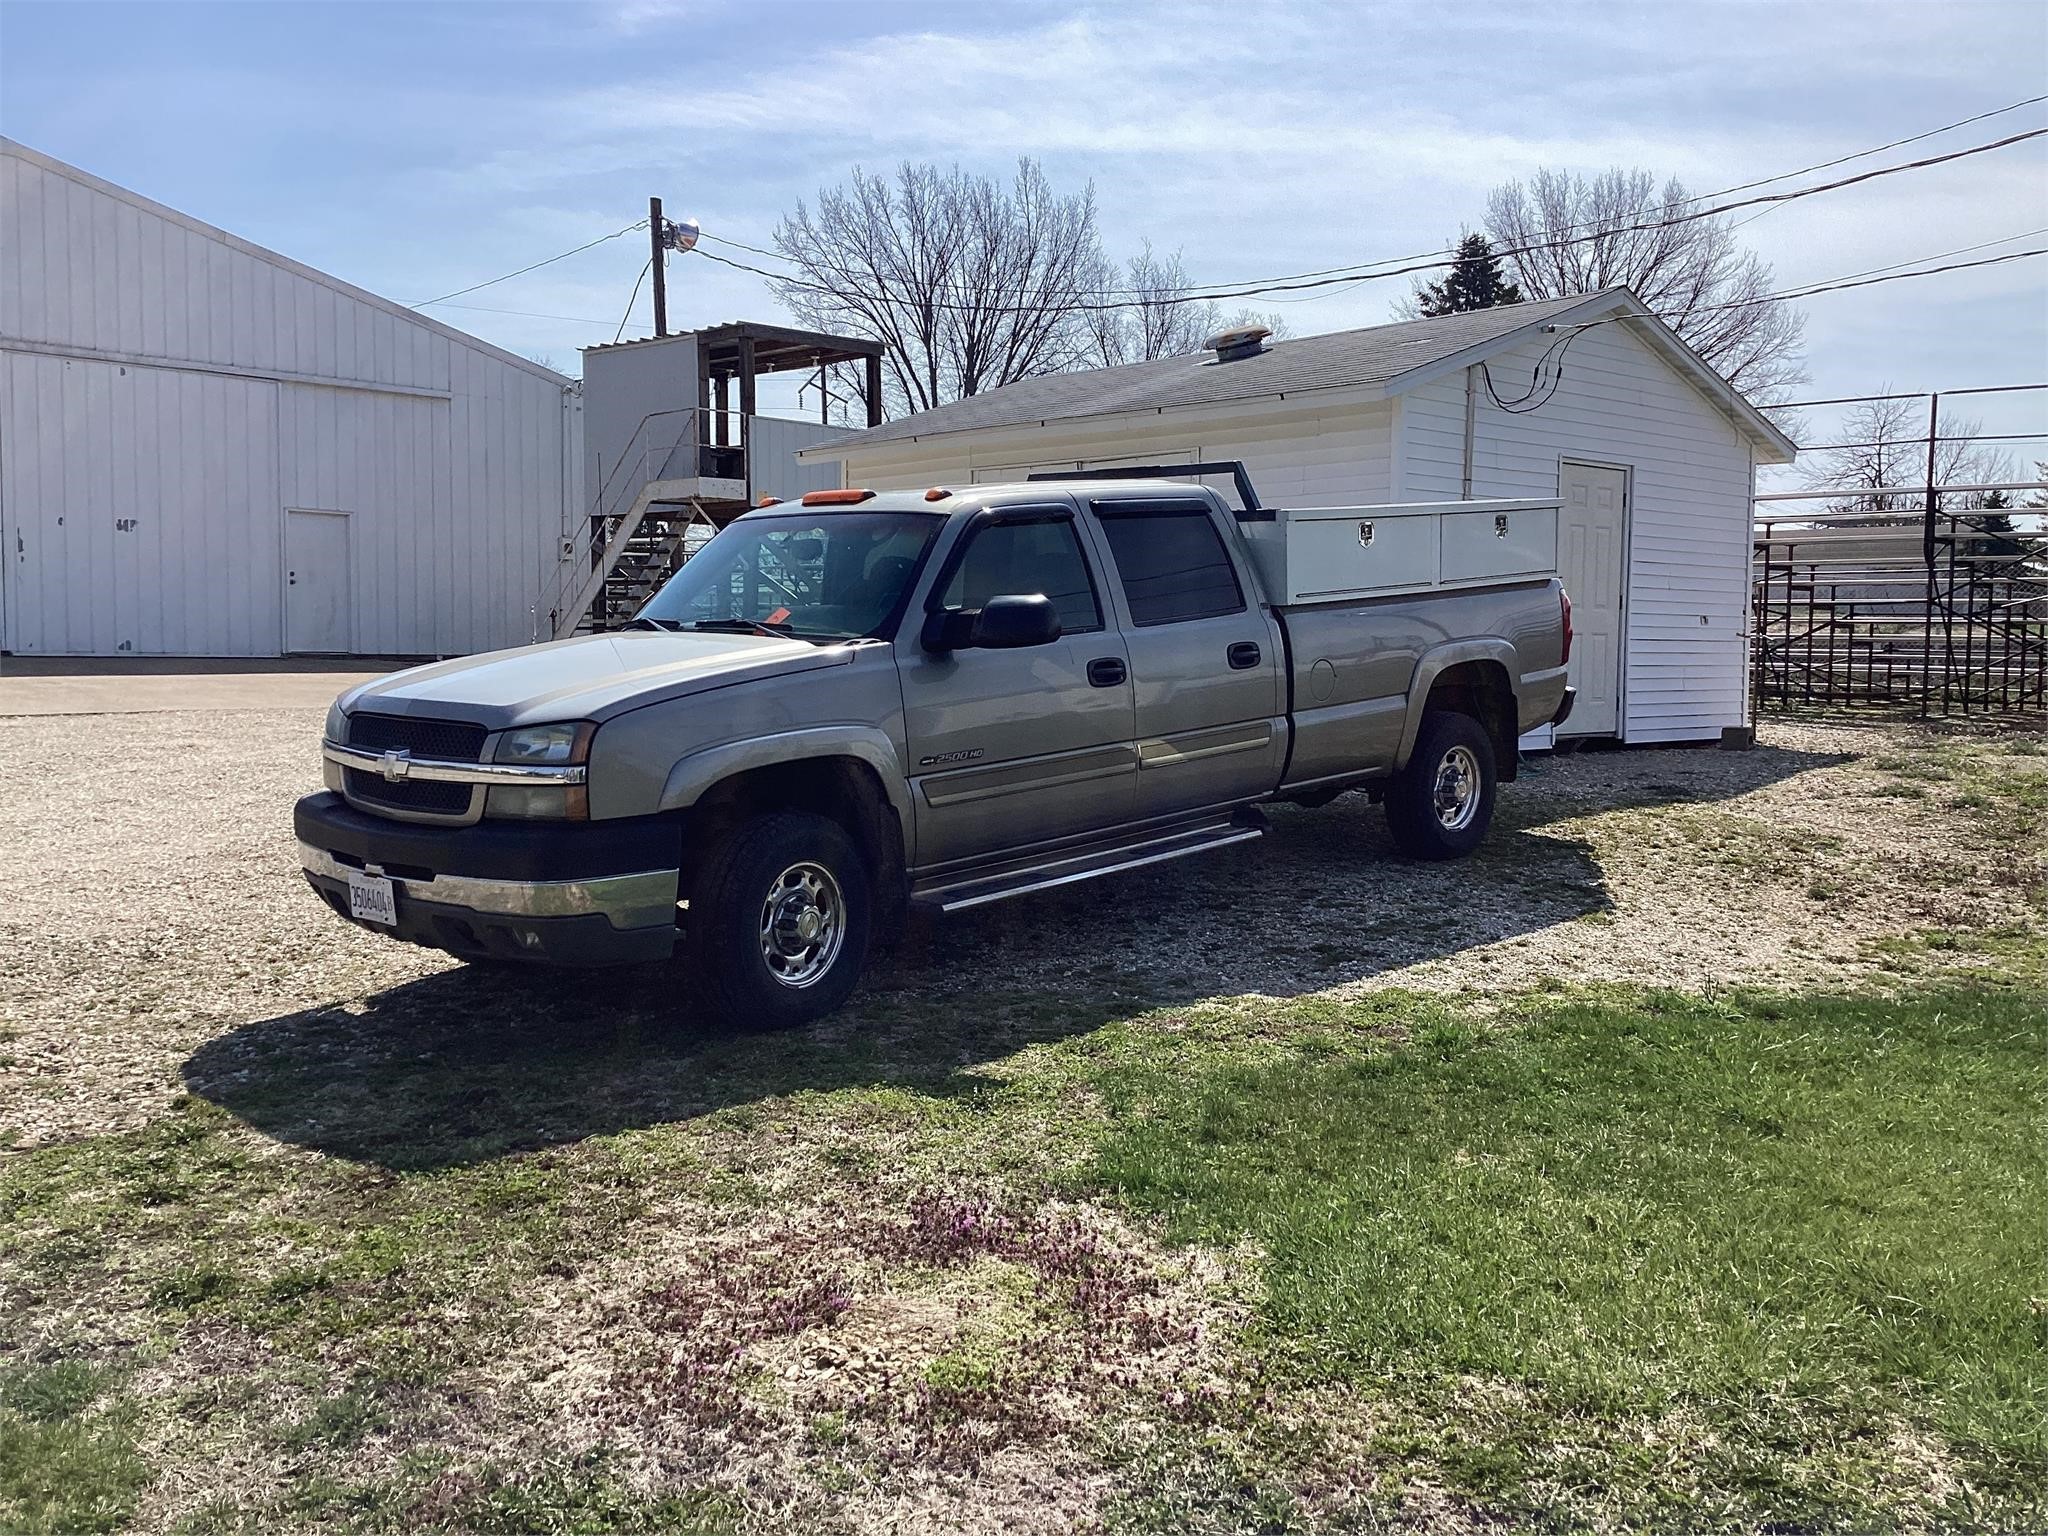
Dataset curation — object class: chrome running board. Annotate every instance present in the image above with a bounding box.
[912,814,1265,913]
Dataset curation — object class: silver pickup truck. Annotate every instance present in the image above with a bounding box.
[297,465,1573,1027]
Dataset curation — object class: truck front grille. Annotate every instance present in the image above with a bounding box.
[346,713,488,762]
[342,770,474,816]
[340,713,487,818]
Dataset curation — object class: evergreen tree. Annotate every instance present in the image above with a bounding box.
[1414,233,1524,317]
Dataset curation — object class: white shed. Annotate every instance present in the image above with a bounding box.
[0,138,579,659]
[801,291,1796,744]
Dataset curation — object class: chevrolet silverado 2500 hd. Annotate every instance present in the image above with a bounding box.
[296,465,1574,1027]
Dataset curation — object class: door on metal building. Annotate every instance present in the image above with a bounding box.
[285,510,351,655]
[1558,461,1628,736]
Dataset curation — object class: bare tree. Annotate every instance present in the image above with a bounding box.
[1802,393,2015,515]
[1083,243,1290,366]
[1484,168,1806,403]
[771,159,1106,420]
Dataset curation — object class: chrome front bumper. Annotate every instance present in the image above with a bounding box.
[298,843,678,931]
[294,787,683,966]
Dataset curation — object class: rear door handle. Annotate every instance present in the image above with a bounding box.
[1087,656,1127,688]
[1227,642,1261,670]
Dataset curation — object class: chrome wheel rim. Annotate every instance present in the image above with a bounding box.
[1433,745,1482,831]
[759,861,845,989]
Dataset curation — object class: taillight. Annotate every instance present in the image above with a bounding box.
[1560,588,1574,666]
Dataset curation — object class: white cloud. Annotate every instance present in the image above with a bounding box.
[361,0,2048,394]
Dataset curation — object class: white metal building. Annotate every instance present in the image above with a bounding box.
[0,137,579,658]
[803,290,1797,744]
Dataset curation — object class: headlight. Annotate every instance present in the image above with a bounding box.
[324,699,348,744]
[495,722,592,766]
[487,722,594,820]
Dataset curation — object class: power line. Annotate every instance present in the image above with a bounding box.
[1771,383,2048,409]
[1766,246,2044,301]
[696,93,2048,305]
[1555,247,2046,333]
[612,257,654,345]
[430,301,617,324]
[1459,243,2048,416]
[1690,91,2045,202]
[687,126,2048,317]
[412,220,647,309]
[1774,224,2048,290]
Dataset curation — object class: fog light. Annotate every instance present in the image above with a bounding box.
[484,784,588,820]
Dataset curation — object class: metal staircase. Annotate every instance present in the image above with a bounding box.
[538,407,748,640]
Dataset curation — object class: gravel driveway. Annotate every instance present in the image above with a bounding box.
[3,702,2038,1152]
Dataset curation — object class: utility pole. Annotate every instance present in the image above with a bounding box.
[649,196,668,339]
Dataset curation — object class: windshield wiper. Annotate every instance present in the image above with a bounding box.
[621,616,684,632]
[687,618,792,638]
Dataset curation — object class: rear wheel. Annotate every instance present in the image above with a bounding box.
[686,811,872,1029]
[1385,711,1496,860]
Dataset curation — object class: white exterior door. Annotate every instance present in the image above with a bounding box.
[285,510,350,654]
[1558,461,1628,736]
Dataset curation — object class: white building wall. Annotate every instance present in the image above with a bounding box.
[747,414,844,504]
[0,138,574,657]
[834,396,1396,508]
[1396,321,1756,743]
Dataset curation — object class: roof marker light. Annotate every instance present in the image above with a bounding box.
[756,495,782,507]
[800,488,877,506]
[924,487,952,501]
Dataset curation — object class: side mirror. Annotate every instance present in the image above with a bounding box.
[969,594,1061,649]
[921,593,1062,652]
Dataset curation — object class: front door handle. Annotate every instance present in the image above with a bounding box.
[1087,656,1127,688]
[1227,641,1261,670]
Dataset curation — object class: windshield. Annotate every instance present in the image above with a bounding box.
[636,511,941,641]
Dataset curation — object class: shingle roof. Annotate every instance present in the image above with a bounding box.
[810,292,1607,452]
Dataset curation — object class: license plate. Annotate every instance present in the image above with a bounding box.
[346,869,398,927]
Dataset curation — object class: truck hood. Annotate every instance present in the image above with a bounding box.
[338,631,856,730]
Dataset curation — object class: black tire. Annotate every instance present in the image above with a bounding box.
[685,811,872,1029]
[1385,711,1497,860]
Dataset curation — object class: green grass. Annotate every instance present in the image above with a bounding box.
[0,1362,149,1535]
[1091,983,2048,1527]
[7,887,2046,1529]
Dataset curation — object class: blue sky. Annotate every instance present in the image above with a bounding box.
[3,0,2045,460]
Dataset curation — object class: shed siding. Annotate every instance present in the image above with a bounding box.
[1396,321,1754,742]
[0,141,573,657]
[747,414,844,504]
[838,399,1395,508]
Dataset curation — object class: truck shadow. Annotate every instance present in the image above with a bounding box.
[184,742,1848,1172]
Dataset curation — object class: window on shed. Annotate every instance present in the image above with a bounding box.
[942,517,1102,634]
[1096,504,1245,625]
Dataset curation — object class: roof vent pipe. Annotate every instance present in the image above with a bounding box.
[1203,323,1272,363]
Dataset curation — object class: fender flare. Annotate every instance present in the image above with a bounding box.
[1393,639,1521,772]
[657,726,914,843]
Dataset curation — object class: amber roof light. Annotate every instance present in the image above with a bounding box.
[800,488,877,506]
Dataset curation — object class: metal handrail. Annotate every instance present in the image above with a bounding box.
[531,405,751,641]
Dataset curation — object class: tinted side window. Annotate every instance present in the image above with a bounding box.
[942,518,1102,633]
[1097,506,1245,625]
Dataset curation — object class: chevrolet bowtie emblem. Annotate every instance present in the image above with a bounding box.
[379,748,412,783]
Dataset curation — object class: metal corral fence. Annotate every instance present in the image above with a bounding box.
[1752,385,2048,718]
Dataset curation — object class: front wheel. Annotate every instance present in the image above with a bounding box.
[686,811,872,1029]
[1384,711,1497,860]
